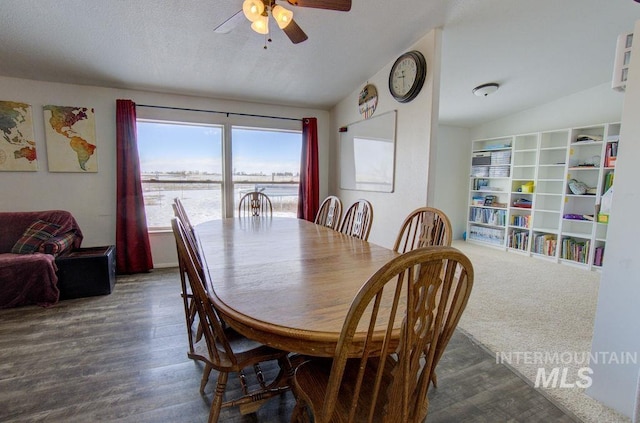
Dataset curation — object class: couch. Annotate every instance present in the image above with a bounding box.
[0,210,83,308]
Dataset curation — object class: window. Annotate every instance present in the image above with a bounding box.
[232,127,301,216]
[137,120,301,228]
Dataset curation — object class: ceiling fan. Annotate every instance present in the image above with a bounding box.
[214,0,351,45]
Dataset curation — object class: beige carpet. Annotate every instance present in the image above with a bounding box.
[453,240,629,423]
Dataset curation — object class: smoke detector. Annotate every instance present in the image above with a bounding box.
[473,83,500,97]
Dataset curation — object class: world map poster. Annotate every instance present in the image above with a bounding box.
[0,100,38,171]
[43,105,97,172]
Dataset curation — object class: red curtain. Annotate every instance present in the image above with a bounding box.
[115,99,153,274]
[297,117,319,221]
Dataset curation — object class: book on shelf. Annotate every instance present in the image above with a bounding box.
[483,195,496,206]
[473,178,490,190]
[510,214,532,228]
[594,246,605,267]
[534,233,557,256]
[468,225,505,245]
[605,141,619,167]
[561,238,590,264]
[470,207,506,226]
[603,171,615,192]
[509,230,529,250]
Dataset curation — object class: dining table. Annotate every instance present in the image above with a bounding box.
[195,216,400,357]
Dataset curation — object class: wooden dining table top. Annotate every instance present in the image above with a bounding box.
[195,217,400,357]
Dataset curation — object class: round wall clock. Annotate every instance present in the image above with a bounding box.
[388,50,427,103]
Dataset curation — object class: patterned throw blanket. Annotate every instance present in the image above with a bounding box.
[0,210,83,308]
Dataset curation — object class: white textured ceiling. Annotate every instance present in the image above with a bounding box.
[1,0,640,127]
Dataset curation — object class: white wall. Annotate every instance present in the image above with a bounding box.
[434,125,471,239]
[0,76,330,267]
[587,19,640,419]
[471,82,624,140]
[330,29,442,249]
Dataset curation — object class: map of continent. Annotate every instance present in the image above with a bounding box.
[0,100,38,171]
[43,105,97,172]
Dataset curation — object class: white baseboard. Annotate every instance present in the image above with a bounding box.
[152,262,179,269]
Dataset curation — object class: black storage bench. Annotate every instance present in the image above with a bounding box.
[56,245,116,300]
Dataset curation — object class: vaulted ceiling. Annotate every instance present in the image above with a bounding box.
[1,0,640,127]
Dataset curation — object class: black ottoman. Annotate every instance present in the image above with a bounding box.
[56,246,116,300]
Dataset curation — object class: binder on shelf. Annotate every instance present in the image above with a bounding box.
[472,152,491,166]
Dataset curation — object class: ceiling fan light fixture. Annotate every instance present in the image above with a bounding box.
[251,13,270,34]
[242,0,264,22]
[272,4,293,29]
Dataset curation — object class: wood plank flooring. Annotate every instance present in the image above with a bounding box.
[0,268,581,422]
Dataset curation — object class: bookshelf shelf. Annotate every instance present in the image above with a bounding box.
[533,227,560,233]
[466,122,620,271]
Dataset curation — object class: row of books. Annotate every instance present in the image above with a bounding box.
[510,214,532,228]
[489,165,510,177]
[508,230,529,250]
[470,207,507,226]
[533,233,557,256]
[561,238,590,263]
[468,225,505,245]
[490,150,511,165]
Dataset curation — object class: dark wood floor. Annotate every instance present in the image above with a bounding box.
[0,268,581,423]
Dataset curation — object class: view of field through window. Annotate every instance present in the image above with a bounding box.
[137,121,302,228]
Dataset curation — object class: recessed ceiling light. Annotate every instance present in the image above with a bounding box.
[473,83,500,97]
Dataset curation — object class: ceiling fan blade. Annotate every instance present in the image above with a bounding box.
[213,10,244,33]
[286,0,351,11]
[282,18,308,44]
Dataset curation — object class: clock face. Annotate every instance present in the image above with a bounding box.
[391,58,417,96]
[389,50,427,103]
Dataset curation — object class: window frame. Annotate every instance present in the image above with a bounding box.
[136,116,302,229]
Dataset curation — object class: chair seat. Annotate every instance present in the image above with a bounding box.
[294,357,396,423]
[190,327,287,370]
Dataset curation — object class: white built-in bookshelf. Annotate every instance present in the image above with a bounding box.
[466,122,620,271]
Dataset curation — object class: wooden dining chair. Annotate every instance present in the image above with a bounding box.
[171,218,292,423]
[238,191,273,217]
[392,206,454,388]
[314,195,343,230]
[173,197,195,235]
[339,199,373,241]
[172,202,205,360]
[393,206,453,253]
[291,246,474,423]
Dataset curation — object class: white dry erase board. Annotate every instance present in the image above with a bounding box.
[339,110,397,193]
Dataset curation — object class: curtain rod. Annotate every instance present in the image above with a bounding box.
[136,104,303,122]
